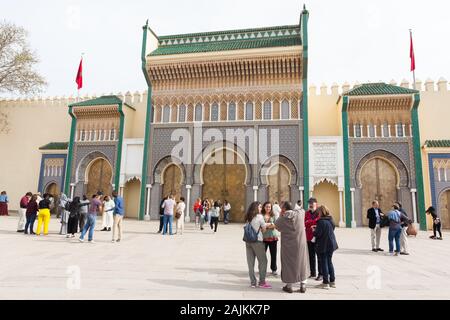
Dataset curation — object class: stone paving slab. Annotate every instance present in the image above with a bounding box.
[0,216,449,300]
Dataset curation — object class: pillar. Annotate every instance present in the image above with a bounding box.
[69,183,75,199]
[144,184,152,221]
[185,185,192,223]
[339,189,345,227]
[119,185,124,197]
[411,188,419,229]
[253,186,258,201]
[299,186,304,205]
[350,188,356,228]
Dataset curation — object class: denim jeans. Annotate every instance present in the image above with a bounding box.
[224,210,230,223]
[388,227,402,252]
[162,215,173,235]
[80,214,96,241]
[24,214,36,233]
[319,251,335,284]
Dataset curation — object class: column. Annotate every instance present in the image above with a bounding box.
[338,189,345,227]
[298,186,304,206]
[409,124,413,137]
[367,125,370,138]
[119,185,124,197]
[144,184,152,221]
[374,124,377,138]
[360,124,364,138]
[253,186,258,201]
[350,188,356,228]
[411,188,419,229]
[388,125,391,137]
[185,185,192,223]
[69,183,75,199]
[402,124,406,137]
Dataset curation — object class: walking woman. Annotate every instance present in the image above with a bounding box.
[193,198,202,228]
[209,201,220,232]
[244,201,272,289]
[223,200,231,224]
[262,201,279,276]
[426,206,443,240]
[36,193,51,236]
[0,191,9,216]
[313,205,338,289]
[67,197,81,238]
[24,194,39,234]
[200,198,210,231]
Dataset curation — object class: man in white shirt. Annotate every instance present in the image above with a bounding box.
[162,194,176,235]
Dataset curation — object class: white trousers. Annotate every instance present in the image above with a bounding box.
[176,213,184,235]
[400,227,409,253]
[102,211,114,228]
[17,208,27,230]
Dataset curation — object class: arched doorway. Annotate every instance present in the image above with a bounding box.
[439,189,450,229]
[86,158,113,197]
[268,164,291,204]
[202,148,247,222]
[162,164,183,201]
[313,181,340,224]
[360,157,398,226]
[124,178,141,219]
[45,182,61,216]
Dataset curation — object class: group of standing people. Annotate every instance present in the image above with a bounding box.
[158,194,186,235]
[243,197,338,293]
[192,198,231,232]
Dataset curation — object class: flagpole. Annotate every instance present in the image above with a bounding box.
[410,29,416,90]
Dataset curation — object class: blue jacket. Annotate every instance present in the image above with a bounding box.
[114,196,124,215]
[313,216,338,254]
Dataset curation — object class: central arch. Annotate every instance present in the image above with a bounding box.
[267,163,291,204]
[86,158,113,196]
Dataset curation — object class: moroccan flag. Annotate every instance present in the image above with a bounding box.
[410,32,415,72]
[76,58,83,89]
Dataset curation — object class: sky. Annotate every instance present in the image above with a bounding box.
[1,0,449,98]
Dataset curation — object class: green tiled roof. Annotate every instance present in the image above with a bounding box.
[149,25,301,56]
[69,95,123,107]
[424,140,450,148]
[39,142,68,150]
[343,83,419,96]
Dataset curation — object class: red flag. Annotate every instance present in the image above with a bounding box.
[76,58,83,89]
[410,32,415,72]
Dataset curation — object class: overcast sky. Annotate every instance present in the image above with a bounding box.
[2,0,449,98]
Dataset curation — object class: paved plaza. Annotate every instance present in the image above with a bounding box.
[0,215,449,300]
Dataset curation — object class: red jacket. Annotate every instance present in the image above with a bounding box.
[305,210,320,241]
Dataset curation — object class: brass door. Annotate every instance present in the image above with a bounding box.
[86,158,113,197]
[45,183,60,215]
[268,164,290,204]
[162,164,183,201]
[439,190,450,229]
[361,158,397,226]
[202,149,246,222]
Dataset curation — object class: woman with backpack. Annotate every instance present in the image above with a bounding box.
[67,197,81,238]
[244,201,272,289]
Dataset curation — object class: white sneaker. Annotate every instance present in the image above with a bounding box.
[78,238,84,243]
[111,239,115,243]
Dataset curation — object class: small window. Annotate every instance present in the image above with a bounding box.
[195,104,202,121]
[383,123,390,137]
[228,102,236,121]
[245,102,253,120]
[80,130,86,141]
[396,123,404,137]
[178,105,186,122]
[281,100,290,119]
[354,124,362,138]
[369,125,375,138]
[163,105,170,123]
[110,129,115,141]
[211,103,219,121]
[263,101,272,120]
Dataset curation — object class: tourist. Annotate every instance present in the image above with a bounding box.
[273,201,308,293]
[244,201,272,289]
[305,197,322,280]
[67,197,81,238]
[396,202,412,255]
[79,195,90,231]
[59,193,70,235]
[101,195,115,232]
[387,204,403,256]
[0,191,9,216]
[79,194,102,243]
[175,197,186,235]
[200,198,210,231]
[272,201,281,221]
[223,200,231,224]
[36,193,51,236]
[193,198,202,228]
[18,192,32,232]
[367,200,384,252]
[24,194,39,234]
[313,205,338,290]
[262,201,279,276]
[426,206,443,240]
[112,191,124,242]
[162,194,176,235]
[209,200,220,233]
[157,196,167,233]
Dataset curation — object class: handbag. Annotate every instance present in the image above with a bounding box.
[406,223,417,236]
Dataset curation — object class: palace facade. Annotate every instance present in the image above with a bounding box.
[1,8,449,230]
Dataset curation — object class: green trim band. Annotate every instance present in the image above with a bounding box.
[411,93,426,230]
[64,106,76,194]
[301,8,309,208]
[115,103,125,192]
[341,96,352,227]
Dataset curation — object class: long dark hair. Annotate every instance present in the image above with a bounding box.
[69,197,80,212]
[262,201,273,217]
[245,201,261,223]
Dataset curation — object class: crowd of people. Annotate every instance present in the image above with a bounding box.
[10,190,124,243]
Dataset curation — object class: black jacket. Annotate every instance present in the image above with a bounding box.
[313,216,338,254]
[367,207,383,229]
